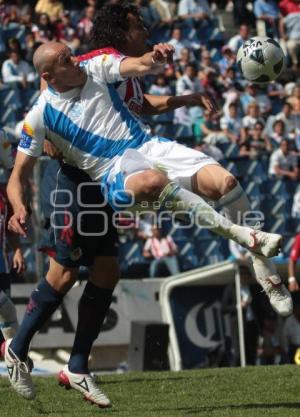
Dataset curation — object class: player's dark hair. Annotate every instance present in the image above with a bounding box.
[90,3,140,50]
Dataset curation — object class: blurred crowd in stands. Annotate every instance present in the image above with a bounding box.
[0,0,300,276]
[0,0,300,366]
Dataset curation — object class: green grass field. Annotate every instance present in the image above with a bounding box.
[0,365,300,417]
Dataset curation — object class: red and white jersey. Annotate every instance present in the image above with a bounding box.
[78,47,144,118]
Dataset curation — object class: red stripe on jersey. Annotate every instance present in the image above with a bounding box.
[124,78,134,103]
[78,47,122,62]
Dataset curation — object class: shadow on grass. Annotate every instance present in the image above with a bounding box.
[24,401,300,416]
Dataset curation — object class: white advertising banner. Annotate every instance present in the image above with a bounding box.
[11,279,163,348]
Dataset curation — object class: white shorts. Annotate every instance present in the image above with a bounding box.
[105,137,219,210]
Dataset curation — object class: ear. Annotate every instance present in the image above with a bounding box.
[41,72,51,83]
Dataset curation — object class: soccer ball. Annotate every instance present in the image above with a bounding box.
[237,36,285,83]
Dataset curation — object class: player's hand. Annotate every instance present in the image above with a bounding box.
[12,248,26,273]
[43,140,63,160]
[152,43,174,65]
[8,206,29,237]
[185,93,219,113]
[288,279,299,292]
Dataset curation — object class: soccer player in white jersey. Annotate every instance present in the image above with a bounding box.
[4,39,292,402]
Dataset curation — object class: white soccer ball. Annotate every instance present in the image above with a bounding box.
[237,36,285,83]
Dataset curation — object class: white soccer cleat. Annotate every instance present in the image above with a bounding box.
[2,339,35,400]
[230,225,282,258]
[252,255,293,317]
[58,365,111,408]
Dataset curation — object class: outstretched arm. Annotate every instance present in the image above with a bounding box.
[119,43,174,78]
[142,92,218,115]
[7,151,37,237]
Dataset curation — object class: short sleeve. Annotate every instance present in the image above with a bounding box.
[290,235,300,262]
[81,52,126,84]
[18,101,45,157]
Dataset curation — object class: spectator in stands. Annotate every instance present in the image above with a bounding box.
[241,83,271,117]
[151,0,177,24]
[201,110,229,145]
[35,0,64,23]
[240,121,272,158]
[257,316,284,365]
[242,102,265,140]
[228,24,250,54]
[218,45,236,77]
[279,9,300,69]
[133,0,160,34]
[167,26,199,61]
[149,74,172,96]
[267,81,285,113]
[269,138,300,180]
[175,63,202,123]
[222,67,242,90]
[174,47,194,77]
[241,84,271,118]
[254,0,280,36]
[177,0,212,25]
[288,232,300,292]
[268,119,286,148]
[199,67,220,101]
[287,84,300,114]
[6,37,22,55]
[240,83,258,114]
[20,9,35,34]
[291,188,300,217]
[143,225,180,278]
[279,0,300,17]
[232,0,255,26]
[198,49,219,74]
[265,102,298,136]
[1,50,36,88]
[32,13,56,43]
[150,0,178,42]
[220,102,242,144]
[23,33,40,65]
[282,303,300,363]
[55,10,80,53]
[77,5,96,49]
[149,75,173,122]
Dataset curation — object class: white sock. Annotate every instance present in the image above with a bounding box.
[0,291,18,340]
[217,182,261,228]
[217,183,280,280]
[159,182,234,238]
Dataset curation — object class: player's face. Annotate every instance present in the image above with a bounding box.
[125,13,149,56]
[53,47,86,88]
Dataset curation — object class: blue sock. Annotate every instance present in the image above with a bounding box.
[68,282,113,374]
[10,279,64,361]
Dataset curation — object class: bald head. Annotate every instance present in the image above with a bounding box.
[33,42,67,75]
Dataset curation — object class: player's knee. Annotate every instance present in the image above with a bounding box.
[223,175,238,194]
[137,170,169,201]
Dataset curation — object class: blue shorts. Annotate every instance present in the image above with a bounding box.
[39,161,118,268]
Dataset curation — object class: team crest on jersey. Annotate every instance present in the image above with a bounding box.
[19,122,34,149]
[69,100,83,119]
